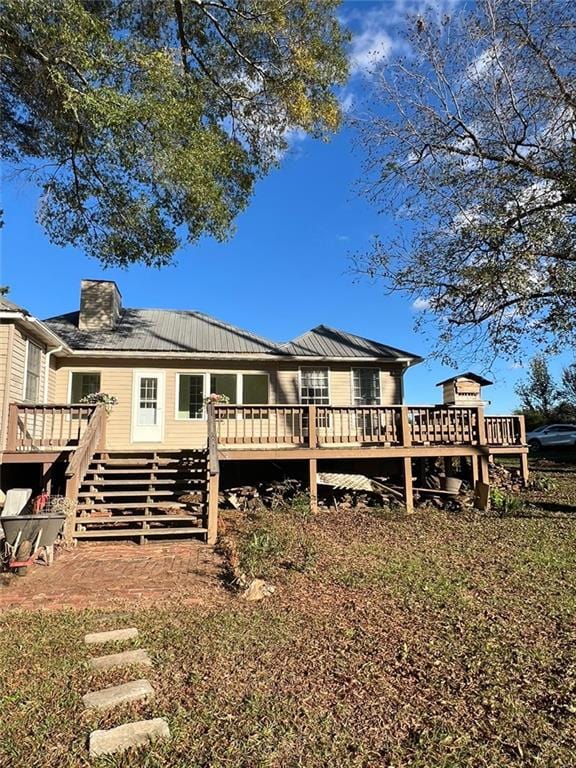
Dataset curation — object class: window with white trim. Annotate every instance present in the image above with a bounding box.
[177,374,205,419]
[300,368,329,405]
[70,372,101,403]
[352,368,381,405]
[24,341,42,401]
[177,372,269,420]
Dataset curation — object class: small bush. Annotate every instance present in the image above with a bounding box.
[489,487,525,517]
[239,527,286,578]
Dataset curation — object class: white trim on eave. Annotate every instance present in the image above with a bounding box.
[65,349,421,364]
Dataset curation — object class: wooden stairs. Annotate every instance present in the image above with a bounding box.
[73,450,210,543]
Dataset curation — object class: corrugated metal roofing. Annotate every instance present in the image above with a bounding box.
[43,312,423,361]
[44,309,283,354]
[280,325,422,361]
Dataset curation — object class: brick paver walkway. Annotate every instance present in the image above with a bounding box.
[0,541,228,610]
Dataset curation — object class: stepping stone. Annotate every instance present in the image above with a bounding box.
[90,648,152,671]
[82,679,154,711]
[89,718,170,757]
[84,627,138,645]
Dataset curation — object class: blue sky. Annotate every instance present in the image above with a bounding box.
[0,1,571,413]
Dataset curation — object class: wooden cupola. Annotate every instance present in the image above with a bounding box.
[436,372,493,407]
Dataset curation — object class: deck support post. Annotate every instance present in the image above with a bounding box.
[403,457,414,514]
[519,453,529,486]
[207,471,220,545]
[479,454,490,485]
[471,455,479,487]
[309,458,318,514]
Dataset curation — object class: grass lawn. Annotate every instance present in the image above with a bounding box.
[1,458,576,767]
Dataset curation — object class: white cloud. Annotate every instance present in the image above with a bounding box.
[412,297,431,311]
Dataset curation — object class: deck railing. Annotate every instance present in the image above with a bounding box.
[212,405,526,450]
[5,403,97,452]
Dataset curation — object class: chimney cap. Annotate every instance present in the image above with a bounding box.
[436,371,493,387]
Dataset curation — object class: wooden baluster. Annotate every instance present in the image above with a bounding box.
[308,405,317,448]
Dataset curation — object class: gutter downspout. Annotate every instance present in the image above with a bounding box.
[43,345,64,402]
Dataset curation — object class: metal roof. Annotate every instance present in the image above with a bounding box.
[44,309,283,354]
[43,312,423,361]
[436,372,493,387]
[280,325,422,361]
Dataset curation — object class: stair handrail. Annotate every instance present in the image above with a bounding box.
[63,405,107,543]
[206,401,220,476]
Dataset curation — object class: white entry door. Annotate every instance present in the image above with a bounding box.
[131,371,165,442]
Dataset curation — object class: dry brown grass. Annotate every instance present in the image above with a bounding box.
[1,462,576,767]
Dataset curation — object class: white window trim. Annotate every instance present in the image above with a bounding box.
[175,371,271,420]
[298,366,331,405]
[23,339,43,402]
[67,370,102,403]
[351,367,382,407]
[175,372,208,421]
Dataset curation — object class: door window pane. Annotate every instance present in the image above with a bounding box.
[242,374,269,404]
[138,377,157,425]
[71,372,101,402]
[178,374,205,419]
[353,369,381,405]
[300,368,329,405]
[210,374,237,404]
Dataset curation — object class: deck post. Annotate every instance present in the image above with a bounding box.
[479,453,490,485]
[477,406,486,445]
[308,405,317,448]
[520,453,529,486]
[400,406,412,447]
[6,403,18,451]
[309,458,318,514]
[403,456,414,514]
[64,475,79,543]
[207,471,220,545]
[471,455,479,487]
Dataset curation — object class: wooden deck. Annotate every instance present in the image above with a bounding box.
[1,402,528,536]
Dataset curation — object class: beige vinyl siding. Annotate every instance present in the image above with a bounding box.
[54,358,407,451]
[0,324,11,448]
[55,358,286,451]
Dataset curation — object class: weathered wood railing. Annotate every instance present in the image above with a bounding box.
[5,403,96,452]
[485,415,525,447]
[213,405,525,449]
[64,404,107,541]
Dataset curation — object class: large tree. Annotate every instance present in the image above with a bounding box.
[355,0,576,363]
[1,0,347,266]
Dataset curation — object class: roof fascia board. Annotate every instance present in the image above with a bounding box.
[66,349,421,363]
[5,313,71,352]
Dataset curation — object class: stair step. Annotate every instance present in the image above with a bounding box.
[85,468,189,475]
[76,502,187,510]
[76,515,201,524]
[78,490,175,498]
[82,479,188,486]
[94,458,185,466]
[75,527,208,538]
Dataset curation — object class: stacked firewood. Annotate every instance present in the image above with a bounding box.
[219,479,302,512]
[489,462,523,491]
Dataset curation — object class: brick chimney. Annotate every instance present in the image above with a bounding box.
[78,279,122,332]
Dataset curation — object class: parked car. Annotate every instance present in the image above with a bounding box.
[526,423,576,451]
